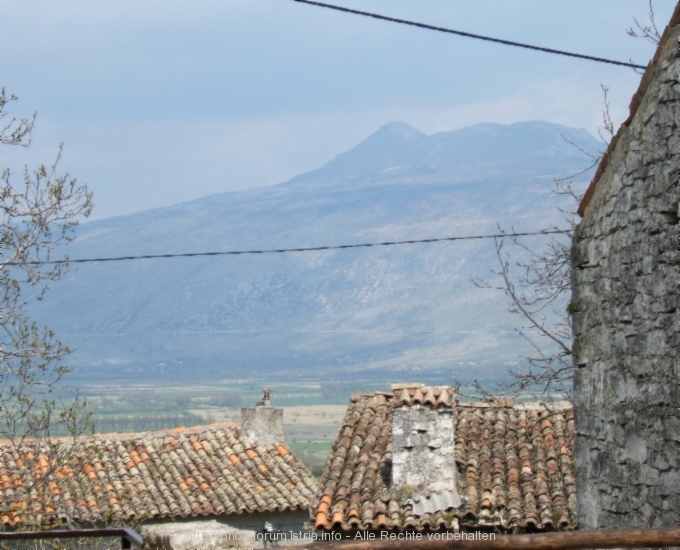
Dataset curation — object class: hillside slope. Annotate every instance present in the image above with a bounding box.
[31,121,599,383]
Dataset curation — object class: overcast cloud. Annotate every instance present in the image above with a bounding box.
[1,0,675,219]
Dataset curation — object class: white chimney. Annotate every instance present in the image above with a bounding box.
[390,384,461,508]
[240,387,283,445]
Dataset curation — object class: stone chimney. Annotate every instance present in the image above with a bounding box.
[240,387,284,445]
[390,383,460,506]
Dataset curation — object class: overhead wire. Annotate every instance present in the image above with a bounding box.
[290,0,648,70]
[6,0,616,266]
[6,229,568,265]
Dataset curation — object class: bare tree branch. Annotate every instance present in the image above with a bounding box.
[472,84,618,399]
[626,0,662,45]
[0,89,95,540]
[597,85,615,145]
[0,88,35,148]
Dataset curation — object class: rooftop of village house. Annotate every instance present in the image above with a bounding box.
[313,384,575,533]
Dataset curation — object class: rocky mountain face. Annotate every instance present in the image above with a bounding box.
[30,121,600,384]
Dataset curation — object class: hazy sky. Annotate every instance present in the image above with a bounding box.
[2,1,675,219]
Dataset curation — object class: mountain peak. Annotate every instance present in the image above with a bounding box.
[35,118,602,383]
[371,121,426,141]
[285,120,599,186]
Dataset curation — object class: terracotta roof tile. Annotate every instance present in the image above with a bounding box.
[0,422,316,527]
[313,389,576,532]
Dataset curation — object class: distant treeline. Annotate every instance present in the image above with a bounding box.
[91,413,204,434]
[90,391,241,415]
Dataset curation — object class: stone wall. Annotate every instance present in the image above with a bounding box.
[570,19,680,528]
[240,406,284,445]
[391,404,457,496]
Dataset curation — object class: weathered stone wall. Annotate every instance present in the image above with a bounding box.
[240,406,284,445]
[570,22,680,528]
[391,404,457,495]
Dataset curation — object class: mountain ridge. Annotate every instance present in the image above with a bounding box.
[284,120,597,186]
[30,120,599,384]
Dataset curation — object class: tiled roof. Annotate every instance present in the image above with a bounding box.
[0,423,317,528]
[313,388,576,532]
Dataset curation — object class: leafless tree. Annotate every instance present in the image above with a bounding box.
[473,86,616,399]
[473,221,575,398]
[479,1,665,398]
[469,1,663,411]
[0,87,95,543]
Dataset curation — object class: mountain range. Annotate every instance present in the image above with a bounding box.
[29,121,601,385]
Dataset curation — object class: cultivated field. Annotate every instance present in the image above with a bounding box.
[189,404,347,425]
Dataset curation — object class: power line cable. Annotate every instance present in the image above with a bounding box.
[290,0,648,70]
[6,229,567,265]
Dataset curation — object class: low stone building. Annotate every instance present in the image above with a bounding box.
[570,1,680,529]
[313,384,576,533]
[0,401,317,549]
